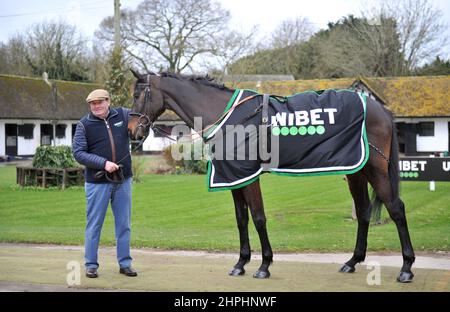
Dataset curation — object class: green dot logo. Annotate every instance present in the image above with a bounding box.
[272,127,280,136]
[299,126,307,135]
[400,172,405,178]
[316,126,325,135]
[280,127,290,136]
[408,172,415,178]
[307,126,316,135]
[413,172,419,178]
[289,127,298,135]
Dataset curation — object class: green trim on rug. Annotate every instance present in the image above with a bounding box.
[203,89,240,139]
[205,90,369,191]
[206,160,261,192]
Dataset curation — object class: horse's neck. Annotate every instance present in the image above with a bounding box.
[159,79,233,130]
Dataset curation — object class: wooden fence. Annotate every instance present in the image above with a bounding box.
[16,166,84,189]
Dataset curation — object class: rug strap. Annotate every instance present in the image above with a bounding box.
[261,94,270,166]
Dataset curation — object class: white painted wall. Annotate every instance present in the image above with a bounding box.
[417,119,449,152]
[0,119,79,157]
[17,122,39,155]
[142,129,176,152]
[0,122,5,156]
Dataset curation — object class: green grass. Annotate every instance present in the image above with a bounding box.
[0,165,449,252]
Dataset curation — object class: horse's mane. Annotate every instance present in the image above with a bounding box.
[159,72,232,91]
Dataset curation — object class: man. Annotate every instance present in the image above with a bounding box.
[73,89,137,278]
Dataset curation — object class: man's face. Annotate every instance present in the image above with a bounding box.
[89,99,110,119]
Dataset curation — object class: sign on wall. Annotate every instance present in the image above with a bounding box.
[399,157,450,181]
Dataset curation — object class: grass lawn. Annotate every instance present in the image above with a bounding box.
[0,164,449,252]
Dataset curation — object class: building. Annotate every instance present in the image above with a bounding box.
[0,74,177,158]
[2,74,449,158]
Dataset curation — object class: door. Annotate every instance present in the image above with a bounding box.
[40,124,53,146]
[5,124,18,156]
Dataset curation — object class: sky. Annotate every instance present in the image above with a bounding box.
[0,0,449,58]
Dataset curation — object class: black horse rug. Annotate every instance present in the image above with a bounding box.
[205,89,369,191]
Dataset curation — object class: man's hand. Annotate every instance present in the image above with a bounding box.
[105,161,119,173]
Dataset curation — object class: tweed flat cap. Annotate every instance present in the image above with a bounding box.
[86,89,110,103]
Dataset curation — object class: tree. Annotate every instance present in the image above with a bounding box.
[316,15,405,77]
[0,36,33,76]
[271,16,314,49]
[0,21,91,81]
[24,21,90,81]
[369,0,447,72]
[205,27,258,82]
[96,0,232,73]
[415,56,450,76]
[104,47,132,107]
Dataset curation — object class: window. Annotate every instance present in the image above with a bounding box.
[418,122,434,137]
[18,124,34,139]
[56,124,67,138]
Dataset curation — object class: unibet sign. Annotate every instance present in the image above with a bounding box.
[271,108,338,136]
[399,157,450,181]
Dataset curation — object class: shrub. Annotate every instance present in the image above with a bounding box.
[162,142,208,174]
[131,155,145,183]
[32,145,78,168]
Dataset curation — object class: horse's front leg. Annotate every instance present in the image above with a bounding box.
[229,188,251,276]
[242,180,273,279]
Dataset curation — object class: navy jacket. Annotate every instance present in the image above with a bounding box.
[73,107,132,183]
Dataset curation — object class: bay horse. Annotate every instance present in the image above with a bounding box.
[127,70,415,283]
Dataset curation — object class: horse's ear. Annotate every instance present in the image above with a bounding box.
[130,68,141,79]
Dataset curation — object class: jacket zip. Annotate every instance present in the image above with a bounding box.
[104,119,117,163]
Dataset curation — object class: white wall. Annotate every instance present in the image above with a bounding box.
[0,119,78,157]
[142,129,176,152]
[0,121,5,156]
[54,121,74,147]
[417,119,449,152]
[17,122,39,155]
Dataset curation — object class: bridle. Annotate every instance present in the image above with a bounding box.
[130,73,178,143]
[129,74,153,144]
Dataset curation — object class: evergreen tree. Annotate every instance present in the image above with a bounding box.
[105,48,132,107]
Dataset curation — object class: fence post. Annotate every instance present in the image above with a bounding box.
[62,169,67,189]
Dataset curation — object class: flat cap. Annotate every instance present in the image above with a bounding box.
[86,89,110,103]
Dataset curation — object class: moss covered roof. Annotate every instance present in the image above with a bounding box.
[0,74,182,121]
[237,75,450,117]
[0,74,100,120]
[2,74,448,120]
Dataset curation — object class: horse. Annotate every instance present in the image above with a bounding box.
[127,69,415,283]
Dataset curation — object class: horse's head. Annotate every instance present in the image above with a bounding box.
[128,69,166,141]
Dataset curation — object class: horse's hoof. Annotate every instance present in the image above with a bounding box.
[228,267,245,276]
[397,271,414,283]
[253,270,270,279]
[339,264,356,273]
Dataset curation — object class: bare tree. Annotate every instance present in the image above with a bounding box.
[320,15,405,77]
[0,36,33,76]
[271,16,315,49]
[96,0,232,73]
[367,0,447,72]
[1,21,91,81]
[206,27,258,82]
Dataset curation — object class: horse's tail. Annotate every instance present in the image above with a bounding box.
[370,109,400,223]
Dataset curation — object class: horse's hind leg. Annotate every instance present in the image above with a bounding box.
[229,188,251,276]
[340,172,371,273]
[241,180,273,278]
[366,167,415,283]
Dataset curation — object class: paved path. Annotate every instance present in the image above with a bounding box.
[0,243,449,292]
